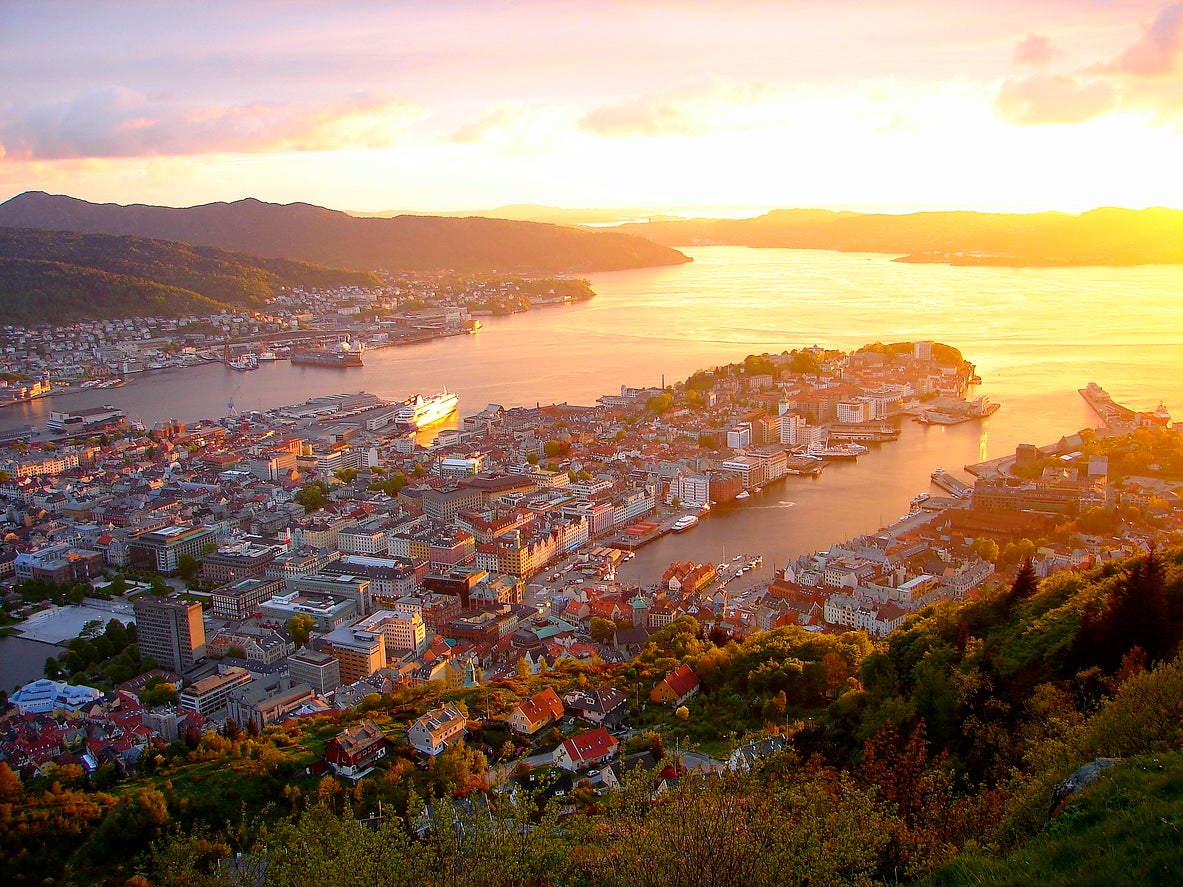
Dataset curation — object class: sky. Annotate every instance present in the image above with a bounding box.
[1,0,1182,214]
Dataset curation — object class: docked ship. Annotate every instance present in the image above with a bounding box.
[396,388,459,428]
[290,341,364,368]
[671,514,700,533]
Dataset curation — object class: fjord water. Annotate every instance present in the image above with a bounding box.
[4,247,1181,583]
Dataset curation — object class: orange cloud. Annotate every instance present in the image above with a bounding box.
[995,73,1116,125]
[579,76,769,138]
[0,88,424,160]
[1012,34,1057,66]
[1108,2,1182,77]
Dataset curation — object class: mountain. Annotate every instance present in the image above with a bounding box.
[0,226,380,323]
[350,204,658,226]
[609,206,1183,266]
[0,192,691,273]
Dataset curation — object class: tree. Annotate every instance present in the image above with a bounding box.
[296,483,328,514]
[288,614,315,648]
[543,439,563,458]
[589,617,617,645]
[149,574,169,595]
[675,705,690,721]
[175,553,200,583]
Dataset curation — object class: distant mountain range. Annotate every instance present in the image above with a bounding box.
[608,207,1183,266]
[0,226,379,324]
[0,192,690,274]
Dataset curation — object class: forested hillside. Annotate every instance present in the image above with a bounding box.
[0,227,379,323]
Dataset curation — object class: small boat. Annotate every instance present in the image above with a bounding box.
[735,491,751,500]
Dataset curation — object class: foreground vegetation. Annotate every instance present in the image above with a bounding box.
[4,545,1183,885]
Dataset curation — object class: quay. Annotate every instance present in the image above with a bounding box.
[931,468,973,499]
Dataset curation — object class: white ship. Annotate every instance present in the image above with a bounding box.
[671,515,700,532]
[397,388,459,428]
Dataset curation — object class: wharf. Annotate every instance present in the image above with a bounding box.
[931,468,973,499]
[1079,382,1136,427]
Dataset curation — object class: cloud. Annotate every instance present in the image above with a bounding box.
[1109,2,1183,77]
[994,73,1117,125]
[449,106,525,144]
[579,76,770,138]
[0,87,425,160]
[1012,34,1057,66]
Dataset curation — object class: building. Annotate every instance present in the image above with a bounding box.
[288,648,342,695]
[650,662,700,706]
[564,685,629,727]
[132,596,206,673]
[352,609,427,657]
[325,718,387,778]
[259,591,357,632]
[177,666,252,716]
[201,542,281,584]
[554,726,619,771]
[13,544,104,583]
[507,687,565,736]
[287,573,373,618]
[209,577,282,621]
[226,682,316,730]
[129,525,217,575]
[407,703,468,756]
[318,625,386,683]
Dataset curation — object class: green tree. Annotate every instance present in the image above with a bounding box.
[288,614,315,648]
[175,553,200,583]
[589,617,617,645]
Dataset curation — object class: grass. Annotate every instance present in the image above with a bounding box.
[924,751,1183,886]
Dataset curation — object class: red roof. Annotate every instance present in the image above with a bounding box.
[660,663,700,698]
[561,726,618,763]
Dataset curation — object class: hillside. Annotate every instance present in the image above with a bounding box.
[4,546,1183,885]
[0,257,232,324]
[0,226,381,323]
[610,206,1183,266]
[0,192,691,274]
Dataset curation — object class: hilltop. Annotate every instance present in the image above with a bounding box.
[608,206,1183,267]
[0,227,380,323]
[0,192,691,274]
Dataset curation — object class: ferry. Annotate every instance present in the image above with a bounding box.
[396,388,459,429]
[735,490,751,500]
[671,515,700,533]
[806,442,869,460]
[910,492,931,509]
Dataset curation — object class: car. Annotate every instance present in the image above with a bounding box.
[586,769,600,778]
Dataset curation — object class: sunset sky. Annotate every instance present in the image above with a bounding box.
[2,1,1182,214]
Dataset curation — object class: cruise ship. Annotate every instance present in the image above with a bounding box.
[671,514,700,532]
[396,389,459,428]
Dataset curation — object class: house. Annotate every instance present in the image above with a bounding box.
[407,702,468,756]
[553,726,619,771]
[324,718,386,778]
[563,684,629,727]
[507,687,565,736]
[649,662,700,706]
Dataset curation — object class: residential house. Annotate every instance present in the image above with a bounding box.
[650,662,700,706]
[507,687,565,736]
[407,703,468,756]
[553,726,619,771]
[325,718,387,778]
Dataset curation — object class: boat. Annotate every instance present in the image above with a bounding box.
[227,354,259,371]
[290,340,364,368]
[257,349,278,361]
[806,442,869,460]
[396,388,459,428]
[910,492,931,509]
[671,515,700,533]
[735,491,751,500]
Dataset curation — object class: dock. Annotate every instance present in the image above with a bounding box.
[931,468,973,499]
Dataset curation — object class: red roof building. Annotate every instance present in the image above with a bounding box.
[650,662,701,706]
